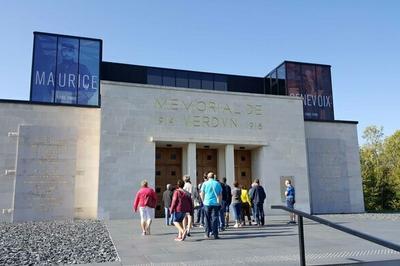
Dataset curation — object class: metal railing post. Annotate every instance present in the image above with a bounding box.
[298,216,306,266]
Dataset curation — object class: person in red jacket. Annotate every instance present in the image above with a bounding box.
[133,180,157,236]
[170,179,193,241]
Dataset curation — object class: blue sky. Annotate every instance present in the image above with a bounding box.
[0,1,399,143]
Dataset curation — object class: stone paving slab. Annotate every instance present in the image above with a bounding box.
[103,214,400,266]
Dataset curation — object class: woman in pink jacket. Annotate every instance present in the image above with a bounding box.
[133,180,157,235]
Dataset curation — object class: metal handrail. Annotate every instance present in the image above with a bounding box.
[271,205,400,266]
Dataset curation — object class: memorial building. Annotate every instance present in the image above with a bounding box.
[0,32,364,222]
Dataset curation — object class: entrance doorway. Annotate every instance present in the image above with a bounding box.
[155,148,182,218]
[234,150,252,189]
[196,149,218,185]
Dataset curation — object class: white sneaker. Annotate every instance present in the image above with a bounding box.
[233,223,239,228]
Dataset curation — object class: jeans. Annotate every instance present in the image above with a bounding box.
[204,205,221,237]
[231,203,241,222]
[195,206,205,225]
[219,200,226,229]
[164,207,173,225]
[254,203,265,225]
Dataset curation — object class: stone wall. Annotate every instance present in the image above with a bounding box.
[0,102,100,222]
[305,121,364,214]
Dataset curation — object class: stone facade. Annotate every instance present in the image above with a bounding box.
[98,81,310,219]
[0,82,365,222]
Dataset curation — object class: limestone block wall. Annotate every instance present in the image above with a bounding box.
[99,81,310,219]
[0,101,100,222]
[304,121,364,214]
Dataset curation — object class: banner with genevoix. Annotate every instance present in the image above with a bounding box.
[286,62,334,120]
[30,32,102,106]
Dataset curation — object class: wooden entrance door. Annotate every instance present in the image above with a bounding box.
[196,149,218,185]
[234,150,252,189]
[155,148,182,218]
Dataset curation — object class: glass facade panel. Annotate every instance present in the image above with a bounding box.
[301,64,318,119]
[315,65,334,120]
[214,74,227,91]
[77,39,100,106]
[55,37,79,104]
[265,75,271,94]
[31,34,57,102]
[176,71,188,88]
[201,73,213,90]
[277,64,286,95]
[147,68,162,85]
[162,69,175,86]
[286,62,302,97]
[271,70,278,95]
[189,72,201,89]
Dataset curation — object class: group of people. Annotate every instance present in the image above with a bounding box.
[133,173,296,241]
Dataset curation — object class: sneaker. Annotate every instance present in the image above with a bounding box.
[199,224,204,228]
[174,237,183,241]
[233,223,239,228]
[204,234,210,239]
[142,232,146,236]
[187,232,191,237]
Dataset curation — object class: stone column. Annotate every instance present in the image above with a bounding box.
[217,147,225,180]
[187,143,197,187]
[225,144,235,186]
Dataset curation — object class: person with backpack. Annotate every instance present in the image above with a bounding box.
[133,180,157,236]
[170,179,194,241]
[249,178,266,226]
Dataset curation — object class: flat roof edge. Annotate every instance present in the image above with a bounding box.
[0,99,100,109]
[304,119,358,124]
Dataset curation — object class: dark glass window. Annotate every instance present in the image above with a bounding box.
[207,155,212,160]
[171,153,177,160]
[162,69,175,86]
[156,170,161,176]
[265,75,271,94]
[176,71,188,88]
[147,68,162,85]
[271,70,278,95]
[156,152,161,160]
[189,72,201,89]
[171,171,176,176]
[201,73,214,90]
[241,171,246,177]
[277,64,286,95]
[214,74,227,91]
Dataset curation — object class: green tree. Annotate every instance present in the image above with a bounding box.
[383,130,400,209]
[360,126,400,211]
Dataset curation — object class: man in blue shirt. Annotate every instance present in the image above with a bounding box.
[285,179,296,224]
[200,172,222,239]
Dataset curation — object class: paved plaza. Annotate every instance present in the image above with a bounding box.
[100,213,400,266]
